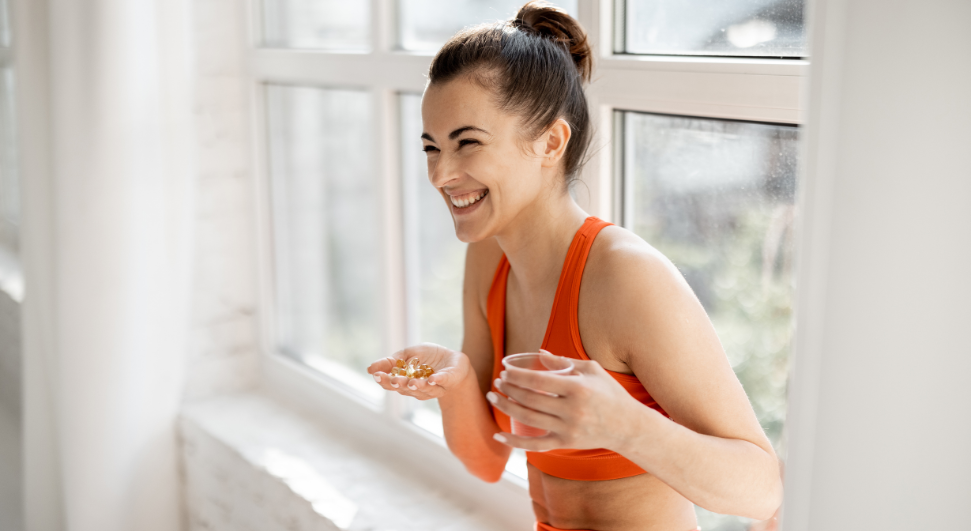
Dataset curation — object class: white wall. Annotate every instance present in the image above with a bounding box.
[784,0,971,529]
[183,0,261,402]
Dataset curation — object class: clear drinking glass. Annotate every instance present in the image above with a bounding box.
[501,353,574,437]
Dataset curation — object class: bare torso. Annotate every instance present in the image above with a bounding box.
[496,226,698,530]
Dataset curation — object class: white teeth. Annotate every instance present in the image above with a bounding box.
[450,190,487,208]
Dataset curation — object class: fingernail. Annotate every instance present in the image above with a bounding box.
[428,380,437,386]
[408,384,417,390]
[493,378,502,389]
[391,382,399,388]
[493,433,507,443]
[373,374,381,383]
[486,391,498,404]
[500,371,507,379]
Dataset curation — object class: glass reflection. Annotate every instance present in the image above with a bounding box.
[266,85,383,400]
[400,93,464,436]
[621,111,798,530]
[622,0,806,57]
[398,0,577,52]
[0,0,9,48]
[0,67,17,254]
[263,0,370,51]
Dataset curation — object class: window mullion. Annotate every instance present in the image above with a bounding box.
[374,86,409,419]
[372,0,395,55]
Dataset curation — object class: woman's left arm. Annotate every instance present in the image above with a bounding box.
[489,241,783,520]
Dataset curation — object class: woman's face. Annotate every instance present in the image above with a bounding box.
[421,77,553,243]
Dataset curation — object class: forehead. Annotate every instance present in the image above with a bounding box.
[421,77,508,139]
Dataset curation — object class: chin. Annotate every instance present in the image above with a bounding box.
[451,216,495,244]
[452,224,486,243]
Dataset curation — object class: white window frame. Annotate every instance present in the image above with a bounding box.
[247,0,807,522]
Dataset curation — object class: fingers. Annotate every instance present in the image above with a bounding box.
[367,356,396,375]
[486,390,562,433]
[500,365,576,397]
[426,366,458,389]
[372,371,441,399]
[493,378,566,417]
[567,358,606,376]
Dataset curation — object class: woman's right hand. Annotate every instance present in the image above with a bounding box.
[367,343,471,400]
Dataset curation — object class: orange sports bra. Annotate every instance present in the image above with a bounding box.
[487,216,669,481]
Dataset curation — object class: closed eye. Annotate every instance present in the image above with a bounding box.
[458,138,480,147]
[422,145,439,153]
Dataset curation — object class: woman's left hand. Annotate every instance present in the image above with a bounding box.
[487,351,656,452]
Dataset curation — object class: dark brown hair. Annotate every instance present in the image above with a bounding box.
[427,1,593,184]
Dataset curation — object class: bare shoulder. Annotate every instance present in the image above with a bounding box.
[584,225,690,299]
[580,225,702,368]
[464,237,505,313]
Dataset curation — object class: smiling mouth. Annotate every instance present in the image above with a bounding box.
[449,189,489,209]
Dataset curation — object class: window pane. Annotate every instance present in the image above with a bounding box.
[266,85,383,401]
[0,67,17,254]
[398,0,578,52]
[400,94,528,478]
[262,0,369,51]
[621,0,806,57]
[620,111,798,530]
[400,93,465,436]
[0,0,10,48]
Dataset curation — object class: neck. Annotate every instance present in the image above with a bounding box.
[493,189,589,296]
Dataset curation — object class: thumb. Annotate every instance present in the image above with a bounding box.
[538,349,579,373]
[426,366,457,389]
[566,358,604,376]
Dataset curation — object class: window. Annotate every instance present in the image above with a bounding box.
[265,85,384,402]
[253,1,806,527]
[618,112,798,529]
[262,0,370,51]
[0,67,15,255]
[616,0,806,57]
[0,0,9,48]
[398,0,577,52]
[0,0,19,272]
[399,93,464,435]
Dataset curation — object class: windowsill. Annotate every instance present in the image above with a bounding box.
[180,391,521,530]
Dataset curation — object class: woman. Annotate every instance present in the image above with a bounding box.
[368,3,783,530]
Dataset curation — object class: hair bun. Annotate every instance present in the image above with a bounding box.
[514,1,593,83]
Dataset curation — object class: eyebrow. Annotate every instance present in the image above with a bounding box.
[421,125,491,143]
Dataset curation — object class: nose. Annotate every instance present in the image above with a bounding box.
[428,151,460,189]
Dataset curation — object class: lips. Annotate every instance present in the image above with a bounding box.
[449,189,489,208]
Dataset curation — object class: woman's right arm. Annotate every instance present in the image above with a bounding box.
[438,238,511,482]
[367,239,510,482]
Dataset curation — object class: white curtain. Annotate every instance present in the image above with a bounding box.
[20,0,194,530]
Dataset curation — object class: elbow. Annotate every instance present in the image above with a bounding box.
[466,462,505,483]
[750,478,784,522]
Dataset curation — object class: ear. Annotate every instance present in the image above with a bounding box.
[540,119,572,169]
